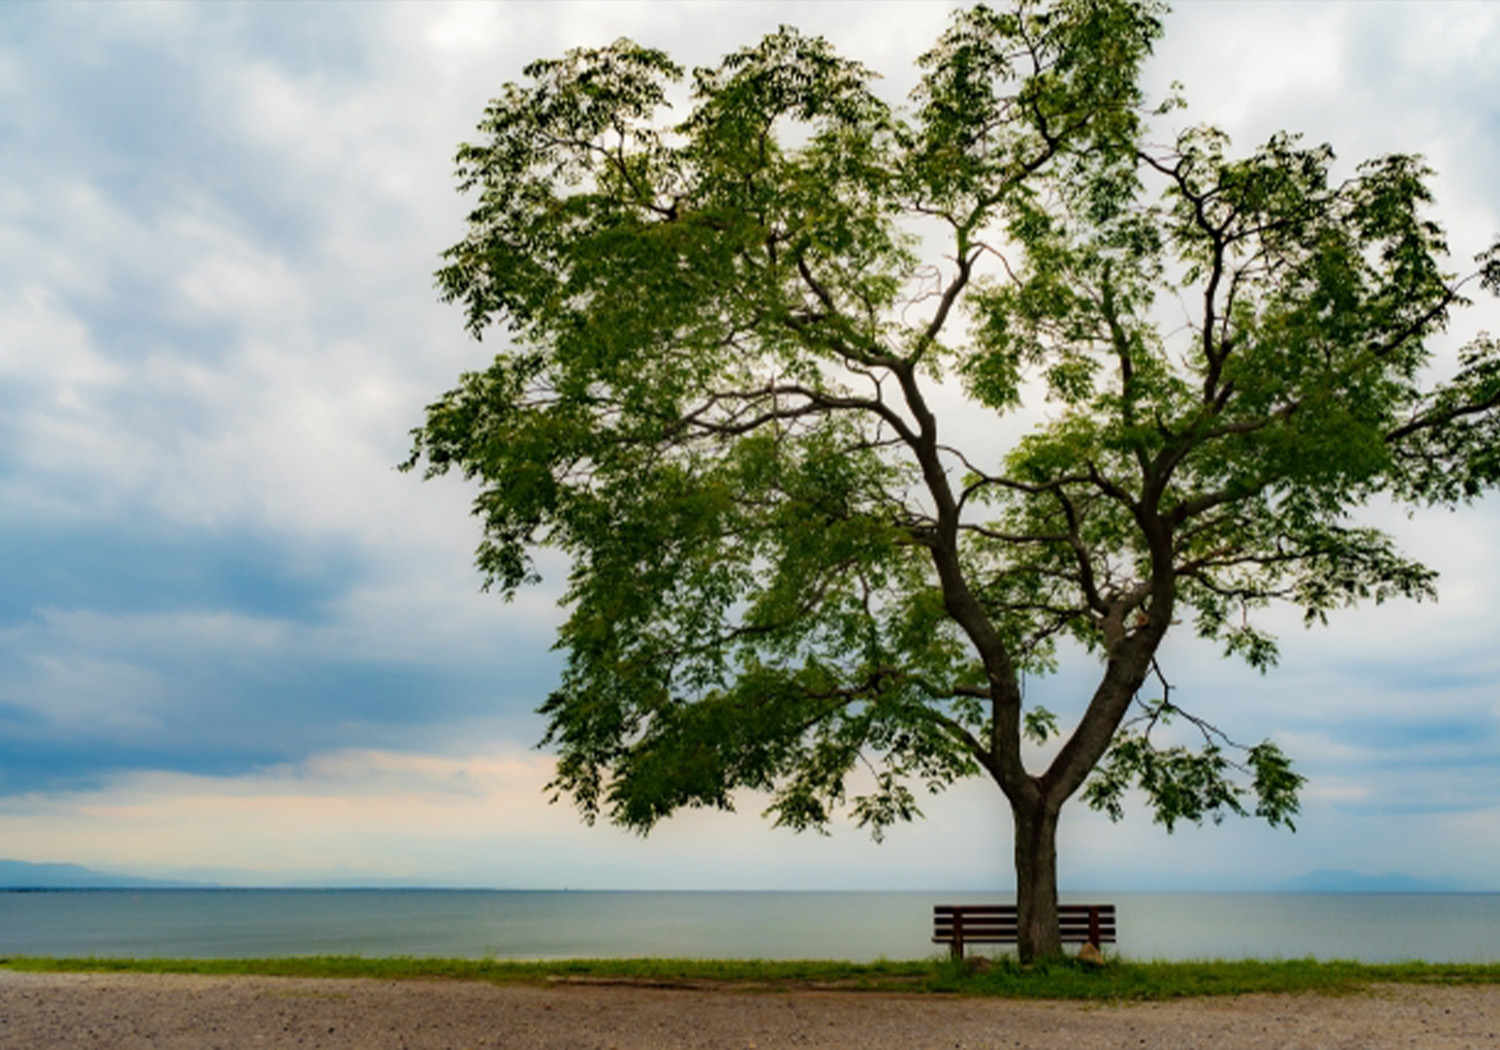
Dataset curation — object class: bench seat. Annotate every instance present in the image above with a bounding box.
[933,904,1116,959]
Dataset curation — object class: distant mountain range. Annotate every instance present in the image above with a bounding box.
[1271,869,1474,893]
[0,859,485,890]
[0,859,211,889]
[0,858,1483,892]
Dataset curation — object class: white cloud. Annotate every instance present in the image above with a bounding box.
[0,729,1494,890]
[0,745,981,887]
[0,0,1496,892]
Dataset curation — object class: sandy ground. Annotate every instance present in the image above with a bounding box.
[2,970,1499,1050]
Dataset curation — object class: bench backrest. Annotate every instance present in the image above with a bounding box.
[933,904,1116,944]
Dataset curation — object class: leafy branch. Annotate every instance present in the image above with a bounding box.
[1082,659,1304,830]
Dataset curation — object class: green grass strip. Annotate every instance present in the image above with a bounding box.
[933,957,1500,1000]
[4,955,1500,1000]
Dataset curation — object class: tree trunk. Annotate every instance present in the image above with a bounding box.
[1013,796,1062,963]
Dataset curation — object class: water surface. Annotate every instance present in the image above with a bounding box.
[1,889,1496,962]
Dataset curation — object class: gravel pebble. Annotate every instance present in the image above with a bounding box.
[2,970,1498,1049]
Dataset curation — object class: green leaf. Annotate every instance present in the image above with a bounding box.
[1023,706,1059,744]
[411,1,1496,889]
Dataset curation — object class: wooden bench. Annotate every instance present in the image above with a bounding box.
[933,904,1116,959]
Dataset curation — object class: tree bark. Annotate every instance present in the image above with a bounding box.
[1013,795,1063,962]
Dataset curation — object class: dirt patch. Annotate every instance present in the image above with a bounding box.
[2,969,1498,1049]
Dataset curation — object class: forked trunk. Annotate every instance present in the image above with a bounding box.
[1013,798,1062,962]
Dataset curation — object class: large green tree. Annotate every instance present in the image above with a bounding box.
[408,0,1500,960]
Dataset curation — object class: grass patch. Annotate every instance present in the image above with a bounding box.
[929,956,1500,1000]
[0,956,928,990]
[3,954,1499,1000]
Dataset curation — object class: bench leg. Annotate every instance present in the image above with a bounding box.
[951,914,965,961]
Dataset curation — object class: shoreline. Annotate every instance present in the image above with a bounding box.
[8,954,1500,996]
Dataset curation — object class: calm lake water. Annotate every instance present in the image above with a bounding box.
[1,890,1497,962]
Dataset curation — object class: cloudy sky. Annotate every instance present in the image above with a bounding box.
[2,0,1497,891]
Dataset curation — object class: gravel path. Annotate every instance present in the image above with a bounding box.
[2,970,1499,1049]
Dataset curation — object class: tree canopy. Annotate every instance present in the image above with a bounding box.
[408,0,1500,956]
